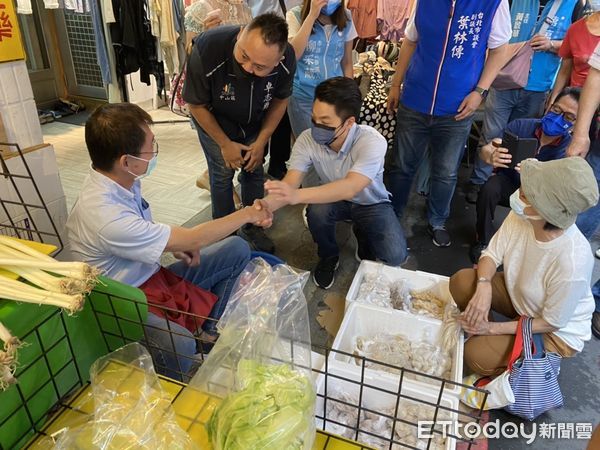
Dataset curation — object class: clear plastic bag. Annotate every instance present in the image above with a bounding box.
[188,258,316,450]
[324,386,449,450]
[53,342,197,449]
[353,333,451,380]
[355,272,393,308]
[390,279,412,311]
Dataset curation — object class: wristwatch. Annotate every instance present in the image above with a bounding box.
[474,86,489,99]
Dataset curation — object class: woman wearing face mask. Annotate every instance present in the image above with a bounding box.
[548,2,600,107]
[286,0,357,138]
[449,157,598,378]
[469,87,581,264]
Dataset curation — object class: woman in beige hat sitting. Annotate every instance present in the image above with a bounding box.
[450,157,599,377]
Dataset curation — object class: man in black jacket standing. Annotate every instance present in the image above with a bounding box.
[183,13,296,253]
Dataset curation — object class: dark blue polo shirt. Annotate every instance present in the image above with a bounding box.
[182,26,296,143]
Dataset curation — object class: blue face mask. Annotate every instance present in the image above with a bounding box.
[322,0,342,16]
[311,120,344,146]
[540,111,573,137]
[128,154,158,180]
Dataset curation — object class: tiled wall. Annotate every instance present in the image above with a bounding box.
[0,62,67,247]
[0,60,44,149]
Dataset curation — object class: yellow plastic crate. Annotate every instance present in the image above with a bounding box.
[25,360,374,450]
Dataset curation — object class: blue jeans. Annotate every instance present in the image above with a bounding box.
[386,102,473,227]
[306,201,407,265]
[470,88,547,185]
[143,236,251,380]
[575,142,600,312]
[194,121,265,219]
[288,94,313,139]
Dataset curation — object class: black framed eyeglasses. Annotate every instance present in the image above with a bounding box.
[549,105,577,123]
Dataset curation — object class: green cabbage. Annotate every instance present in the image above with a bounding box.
[208,360,315,450]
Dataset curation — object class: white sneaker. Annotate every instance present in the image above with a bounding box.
[596,248,600,259]
[302,205,308,228]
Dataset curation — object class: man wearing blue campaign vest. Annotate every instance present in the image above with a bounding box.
[465,0,588,204]
[387,0,512,248]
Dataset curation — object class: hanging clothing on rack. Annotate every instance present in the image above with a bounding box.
[161,0,180,74]
[347,0,378,39]
[64,0,89,13]
[110,0,166,97]
[16,0,58,14]
[377,0,413,42]
[101,0,116,22]
[89,0,112,84]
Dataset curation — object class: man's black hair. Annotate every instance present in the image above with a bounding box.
[85,103,153,172]
[314,77,363,121]
[246,13,289,53]
[554,86,581,104]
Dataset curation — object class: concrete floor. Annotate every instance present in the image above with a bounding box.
[183,164,599,450]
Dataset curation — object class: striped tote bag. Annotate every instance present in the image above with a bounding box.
[504,316,563,420]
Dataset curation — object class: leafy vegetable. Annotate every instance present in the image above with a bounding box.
[208,360,315,450]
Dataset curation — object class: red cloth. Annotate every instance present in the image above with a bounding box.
[139,267,218,333]
[559,18,600,88]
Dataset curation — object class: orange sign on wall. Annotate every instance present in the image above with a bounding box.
[0,0,25,62]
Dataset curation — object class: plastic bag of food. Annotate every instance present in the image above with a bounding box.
[355,271,393,308]
[389,278,412,311]
[323,386,449,450]
[188,258,316,450]
[53,342,197,449]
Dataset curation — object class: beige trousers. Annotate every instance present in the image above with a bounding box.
[449,268,577,377]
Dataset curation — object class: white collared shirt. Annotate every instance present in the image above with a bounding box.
[289,124,391,205]
[65,168,171,287]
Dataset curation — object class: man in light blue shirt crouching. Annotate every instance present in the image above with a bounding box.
[264,77,407,289]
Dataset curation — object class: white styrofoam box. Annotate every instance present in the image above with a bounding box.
[315,364,457,450]
[330,302,464,397]
[0,145,67,247]
[6,144,66,205]
[0,195,67,250]
[346,260,453,314]
[311,351,325,384]
[0,100,44,148]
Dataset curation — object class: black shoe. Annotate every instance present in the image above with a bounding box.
[427,225,451,247]
[238,224,275,253]
[465,183,481,204]
[469,242,487,264]
[592,312,600,339]
[313,256,339,289]
[267,165,287,180]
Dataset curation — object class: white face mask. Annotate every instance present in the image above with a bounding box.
[509,190,543,221]
[127,154,158,180]
[591,0,600,11]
